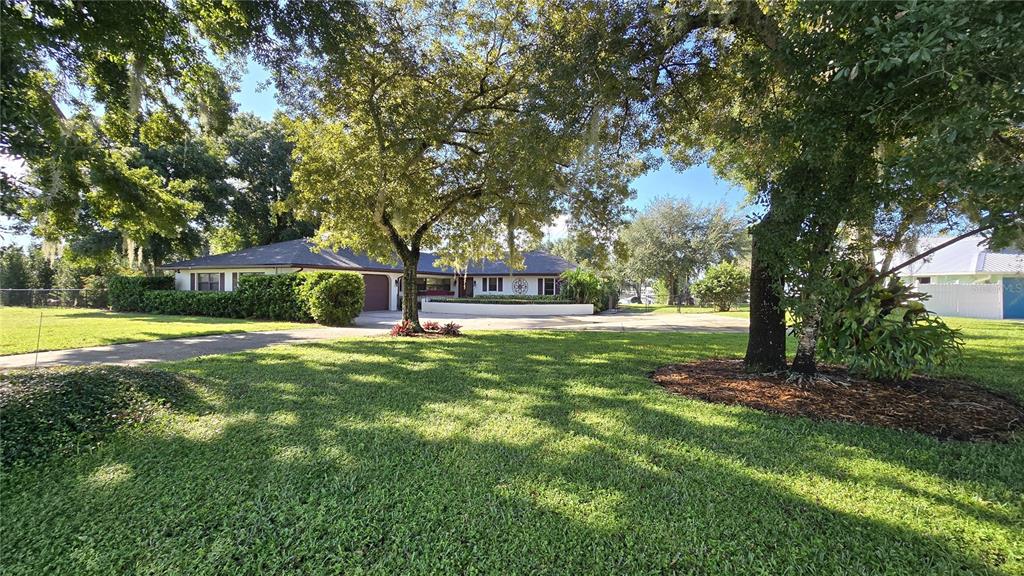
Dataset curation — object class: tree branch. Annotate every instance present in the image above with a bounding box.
[882,225,993,279]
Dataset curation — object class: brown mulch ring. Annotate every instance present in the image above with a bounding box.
[651,359,1024,442]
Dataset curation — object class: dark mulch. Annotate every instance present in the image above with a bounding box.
[651,359,1024,442]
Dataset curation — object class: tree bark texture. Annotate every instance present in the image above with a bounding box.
[401,253,423,330]
[744,219,788,372]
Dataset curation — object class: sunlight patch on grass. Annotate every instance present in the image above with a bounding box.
[83,462,134,488]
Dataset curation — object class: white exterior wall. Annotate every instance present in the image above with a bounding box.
[472,275,561,296]
[422,301,593,316]
[173,268,298,291]
[916,283,1003,319]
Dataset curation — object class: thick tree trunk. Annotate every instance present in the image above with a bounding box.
[401,253,422,330]
[790,311,820,374]
[744,223,787,372]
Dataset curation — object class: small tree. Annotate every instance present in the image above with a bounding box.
[691,262,749,312]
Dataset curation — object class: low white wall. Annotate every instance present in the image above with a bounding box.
[916,283,1002,319]
[422,301,594,316]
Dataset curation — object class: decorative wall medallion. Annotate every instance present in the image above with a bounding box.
[512,278,528,295]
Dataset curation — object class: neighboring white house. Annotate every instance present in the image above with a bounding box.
[886,234,1024,320]
[157,239,574,313]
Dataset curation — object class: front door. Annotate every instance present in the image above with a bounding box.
[457,276,474,298]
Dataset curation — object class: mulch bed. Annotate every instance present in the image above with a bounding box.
[650,359,1024,442]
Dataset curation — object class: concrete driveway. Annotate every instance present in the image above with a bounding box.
[354,309,747,333]
[0,309,746,369]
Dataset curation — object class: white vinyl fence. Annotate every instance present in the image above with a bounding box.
[916,283,1003,319]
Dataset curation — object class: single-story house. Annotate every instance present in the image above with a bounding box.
[158,239,574,312]
[886,234,1024,319]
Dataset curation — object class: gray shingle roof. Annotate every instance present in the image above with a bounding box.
[159,239,576,276]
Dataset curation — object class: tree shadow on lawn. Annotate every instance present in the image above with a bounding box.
[2,332,1020,574]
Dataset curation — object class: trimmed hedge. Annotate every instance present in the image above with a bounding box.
[108,271,365,324]
[235,274,313,322]
[0,366,200,465]
[109,275,175,311]
[141,290,246,318]
[304,272,364,326]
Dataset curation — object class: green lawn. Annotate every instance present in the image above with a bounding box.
[0,307,312,355]
[2,322,1022,574]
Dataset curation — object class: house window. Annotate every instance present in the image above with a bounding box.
[415,277,452,293]
[541,278,557,295]
[481,277,503,292]
[196,273,220,292]
[918,277,931,285]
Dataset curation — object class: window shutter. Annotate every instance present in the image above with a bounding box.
[498,277,503,292]
[219,273,225,291]
[538,278,543,295]
[555,280,561,295]
[190,273,195,291]
[232,272,238,291]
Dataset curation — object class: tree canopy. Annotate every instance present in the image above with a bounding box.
[284,0,643,327]
[618,198,748,305]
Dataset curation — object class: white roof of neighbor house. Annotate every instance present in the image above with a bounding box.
[890,234,1024,276]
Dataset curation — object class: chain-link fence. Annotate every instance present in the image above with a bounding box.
[0,288,109,309]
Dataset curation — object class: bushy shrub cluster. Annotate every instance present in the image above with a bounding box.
[108,271,364,325]
[691,262,749,311]
[141,290,247,317]
[390,320,417,336]
[301,272,365,326]
[234,273,315,322]
[109,275,175,311]
[559,269,618,312]
[0,366,200,465]
[815,262,964,382]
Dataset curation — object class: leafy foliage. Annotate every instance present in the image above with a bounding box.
[0,366,199,465]
[110,272,362,324]
[284,1,642,326]
[139,291,247,319]
[303,272,364,327]
[109,275,175,312]
[816,262,964,382]
[691,262,749,312]
[234,274,313,322]
[438,322,463,336]
[559,269,617,312]
[390,320,416,337]
[618,198,749,305]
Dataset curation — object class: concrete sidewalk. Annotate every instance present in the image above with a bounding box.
[1,310,747,369]
[0,326,386,370]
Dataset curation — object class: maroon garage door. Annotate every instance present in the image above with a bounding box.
[362,274,390,311]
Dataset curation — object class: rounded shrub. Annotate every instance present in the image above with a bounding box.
[691,262,749,311]
[304,272,364,326]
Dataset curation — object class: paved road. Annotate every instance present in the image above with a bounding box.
[0,310,746,369]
